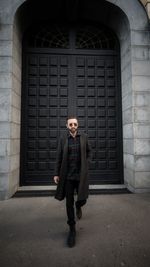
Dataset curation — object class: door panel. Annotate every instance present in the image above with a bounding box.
[21,54,70,185]
[75,55,123,183]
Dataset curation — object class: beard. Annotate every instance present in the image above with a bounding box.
[70,128,77,133]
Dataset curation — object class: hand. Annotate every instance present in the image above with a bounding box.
[53,176,60,184]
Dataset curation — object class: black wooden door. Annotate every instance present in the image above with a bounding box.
[21,53,71,185]
[75,55,123,183]
[20,24,123,185]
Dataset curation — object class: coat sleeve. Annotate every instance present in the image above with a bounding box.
[54,137,63,176]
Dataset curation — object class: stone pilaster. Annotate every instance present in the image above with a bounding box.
[0,25,13,199]
[0,0,23,200]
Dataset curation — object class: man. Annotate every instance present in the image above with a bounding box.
[53,116,92,248]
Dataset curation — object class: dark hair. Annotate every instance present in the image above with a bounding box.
[66,116,78,123]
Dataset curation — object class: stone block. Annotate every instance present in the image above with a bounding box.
[0,89,11,121]
[123,107,133,124]
[123,124,133,139]
[121,65,132,85]
[135,155,150,171]
[0,173,9,200]
[122,92,133,111]
[134,92,150,107]
[132,46,150,60]
[0,170,18,200]
[121,49,131,72]
[120,42,131,64]
[0,40,12,56]
[12,90,21,110]
[9,168,19,191]
[134,124,150,138]
[0,156,10,172]
[124,167,135,187]
[121,78,131,98]
[132,60,150,76]
[121,38,130,52]
[0,24,13,40]
[131,30,150,46]
[12,60,21,81]
[0,57,12,73]
[10,154,20,171]
[0,122,10,138]
[0,140,10,156]
[124,153,134,170]
[0,191,8,200]
[123,139,134,154]
[0,172,9,189]
[135,171,150,188]
[13,46,22,70]
[0,73,12,89]
[132,76,150,91]
[135,139,150,155]
[10,139,20,156]
[120,41,128,54]
[13,45,22,68]
[12,75,21,96]
[11,106,21,124]
[134,107,150,122]
[10,122,20,139]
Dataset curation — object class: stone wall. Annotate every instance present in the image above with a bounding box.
[131,28,150,191]
[10,15,22,197]
[0,0,24,200]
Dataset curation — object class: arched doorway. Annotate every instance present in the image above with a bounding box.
[20,21,123,185]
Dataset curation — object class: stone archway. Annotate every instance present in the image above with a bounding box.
[0,0,150,199]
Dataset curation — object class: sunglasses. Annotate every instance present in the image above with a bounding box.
[69,123,78,127]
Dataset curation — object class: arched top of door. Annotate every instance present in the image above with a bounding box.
[23,21,119,51]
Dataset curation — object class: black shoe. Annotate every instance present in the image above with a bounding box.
[67,226,76,248]
[76,207,82,219]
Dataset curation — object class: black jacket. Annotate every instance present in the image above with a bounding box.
[54,132,92,201]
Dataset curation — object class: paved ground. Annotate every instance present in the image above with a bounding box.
[0,193,150,267]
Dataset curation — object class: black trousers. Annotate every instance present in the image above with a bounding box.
[65,179,86,226]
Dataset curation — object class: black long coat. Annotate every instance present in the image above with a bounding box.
[54,132,92,201]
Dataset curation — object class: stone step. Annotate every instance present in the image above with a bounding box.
[13,184,131,197]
